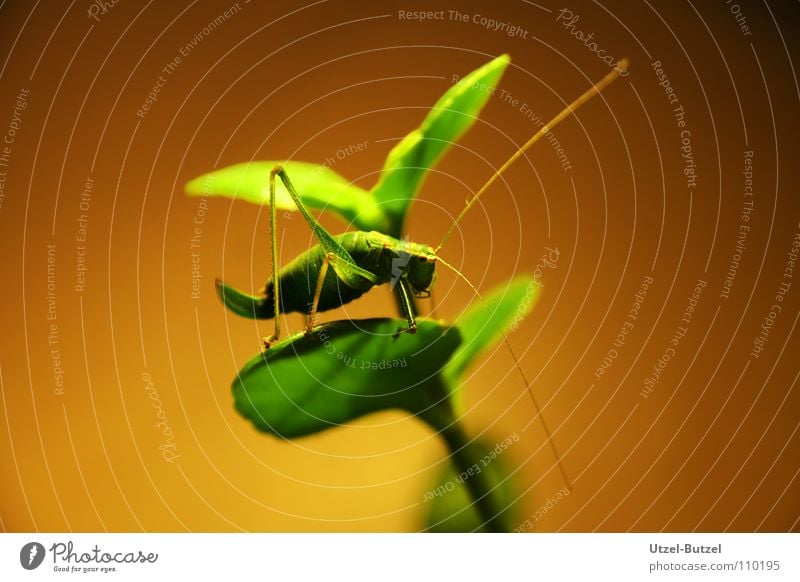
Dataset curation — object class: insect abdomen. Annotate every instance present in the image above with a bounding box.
[266,232,389,316]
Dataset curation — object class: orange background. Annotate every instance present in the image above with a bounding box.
[0,0,798,532]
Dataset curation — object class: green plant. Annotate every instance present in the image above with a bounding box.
[186,55,623,531]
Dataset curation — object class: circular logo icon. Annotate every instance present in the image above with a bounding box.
[19,542,45,570]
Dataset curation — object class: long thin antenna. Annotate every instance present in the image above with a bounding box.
[437,60,629,253]
[436,256,572,490]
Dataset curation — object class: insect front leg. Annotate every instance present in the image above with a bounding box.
[393,279,418,337]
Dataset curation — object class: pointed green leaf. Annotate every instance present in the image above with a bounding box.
[186,161,389,232]
[233,319,461,438]
[443,275,540,411]
[371,54,510,233]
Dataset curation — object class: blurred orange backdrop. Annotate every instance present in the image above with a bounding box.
[0,0,798,532]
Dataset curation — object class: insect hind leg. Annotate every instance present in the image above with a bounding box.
[262,166,285,351]
[304,253,334,335]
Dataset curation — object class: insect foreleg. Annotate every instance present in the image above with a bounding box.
[394,279,418,336]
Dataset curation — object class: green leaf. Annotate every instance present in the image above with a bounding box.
[370,54,510,234]
[233,319,461,438]
[424,436,520,532]
[444,275,540,412]
[185,161,389,232]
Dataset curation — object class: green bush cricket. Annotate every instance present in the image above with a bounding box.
[214,59,628,488]
[216,62,627,338]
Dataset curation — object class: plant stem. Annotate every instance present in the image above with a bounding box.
[423,406,509,533]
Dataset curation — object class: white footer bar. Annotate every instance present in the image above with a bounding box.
[1,533,797,581]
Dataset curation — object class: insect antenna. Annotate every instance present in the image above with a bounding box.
[435,255,572,490]
[429,61,629,487]
[436,59,629,254]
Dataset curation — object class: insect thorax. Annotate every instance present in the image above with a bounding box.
[363,232,436,293]
[328,231,436,292]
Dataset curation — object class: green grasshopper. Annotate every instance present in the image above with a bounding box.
[216,61,628,487]
[216,62,627,344]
